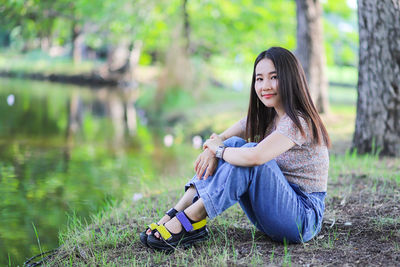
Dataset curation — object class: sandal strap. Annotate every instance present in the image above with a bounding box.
[192,219,207,230]
[148,223,158,230]
[176,211,193,232]
[176,211,207,232]
[165,208,178,218]
[155,225,172,240]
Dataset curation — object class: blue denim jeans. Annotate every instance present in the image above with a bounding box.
[185,136,326,243]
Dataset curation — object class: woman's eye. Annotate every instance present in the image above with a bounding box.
[256,78,263,81]
[271,76,277,80]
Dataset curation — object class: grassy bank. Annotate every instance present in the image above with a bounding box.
[37,150,400,266]
[9,51,397,266]
[0,50,99,76]
[29,101,400,266]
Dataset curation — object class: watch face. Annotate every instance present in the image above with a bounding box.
[216,146,224,158]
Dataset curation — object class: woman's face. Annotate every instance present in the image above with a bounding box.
[254,58,283,114]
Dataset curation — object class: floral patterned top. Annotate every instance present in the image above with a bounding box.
[241,114,329,193]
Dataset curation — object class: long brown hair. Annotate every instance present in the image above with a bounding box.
[245,47,331,147]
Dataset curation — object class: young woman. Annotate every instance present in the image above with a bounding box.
[140,46,330,251]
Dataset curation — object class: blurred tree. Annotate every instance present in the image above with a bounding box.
[182,0,191,54]
[295,0,329,114]
[188,0,296,62]
[95,0,165,80]
[352,0,400,156]
[0,0,360,88]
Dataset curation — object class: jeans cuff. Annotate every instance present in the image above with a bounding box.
[186,179,218,219]
[195,182,218,219]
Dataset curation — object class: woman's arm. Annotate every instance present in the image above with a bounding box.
[194,118,245,179]
[204,131,295,167]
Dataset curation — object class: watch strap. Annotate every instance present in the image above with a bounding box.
[216,145,226,159]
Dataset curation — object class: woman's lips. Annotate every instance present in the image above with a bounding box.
[262,94,275,99]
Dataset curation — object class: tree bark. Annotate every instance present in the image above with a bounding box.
[72,23,84,63]
[66,91,83,139]
[295,0,329,114]
[352,0,400,156]
[182,0,191,54]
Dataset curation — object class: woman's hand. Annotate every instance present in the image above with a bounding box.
[203,133,224,153]
[194,148,218,180]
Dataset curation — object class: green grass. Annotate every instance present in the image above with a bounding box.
[330,150,400,186]
[46,192,278,266]
[329,86,356,105]
[326,65,358,86]
[40,145,400,266]
[0,50,101,75]
[32,223,43,257]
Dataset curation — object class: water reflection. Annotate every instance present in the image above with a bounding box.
[66,85,139,146]
[0,78,198,265]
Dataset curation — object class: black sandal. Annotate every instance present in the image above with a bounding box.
[140,208,178,247]
[146,211,208,251]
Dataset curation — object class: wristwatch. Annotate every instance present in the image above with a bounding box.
[215,145,226,159]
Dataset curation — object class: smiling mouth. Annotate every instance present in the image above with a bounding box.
[262,94,276,99]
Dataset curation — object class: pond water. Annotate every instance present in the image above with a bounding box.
[0,78,199,265]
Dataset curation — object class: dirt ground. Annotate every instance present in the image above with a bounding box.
[126,174,400,266]
[221,175,400,266]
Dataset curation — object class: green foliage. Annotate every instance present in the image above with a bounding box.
[322,0,358,66]
[0,0,358,66]
[323,0,354,19]
[162,87,196,113]
[189,0,296,61]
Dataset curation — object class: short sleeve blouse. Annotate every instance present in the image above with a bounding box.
[274,114,329,193]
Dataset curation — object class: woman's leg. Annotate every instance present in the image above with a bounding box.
[151,137,246,238]
[145,186,197,235]
[185,138,323,243]
[239,175,325,243]
[152,136,323,243]
[156,198,207,236]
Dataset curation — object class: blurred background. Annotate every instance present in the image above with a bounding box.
[0,0,358,265]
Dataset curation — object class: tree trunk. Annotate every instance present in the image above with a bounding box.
[127,40,143,82]
[66,91,83,139]
[295,0,329,114]
[352,0,400,156]
[72,23,84,63]
[182,0,191,54]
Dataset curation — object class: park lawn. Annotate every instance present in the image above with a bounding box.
[0,50,100,76]
[41,151,400,266]
[34,101,400,266]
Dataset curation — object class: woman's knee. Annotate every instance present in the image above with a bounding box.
[242,142,258,148]
[261,217,304,244]
[263,159,280,169]
[252,159,280,174]
[223,136,246,147]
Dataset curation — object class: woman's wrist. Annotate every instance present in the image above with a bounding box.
[205,147,215,156]
[215,145,226,159]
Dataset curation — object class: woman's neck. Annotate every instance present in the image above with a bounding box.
[274,107,285,119]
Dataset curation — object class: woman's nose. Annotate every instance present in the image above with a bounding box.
[261,80,271,90]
